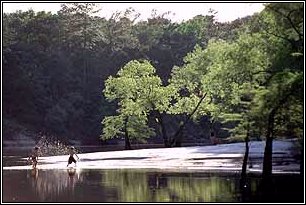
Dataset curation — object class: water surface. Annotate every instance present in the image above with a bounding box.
[2,144,303,203]
[3,169,303,203]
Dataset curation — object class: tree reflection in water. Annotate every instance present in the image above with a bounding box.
[101,170,244,202]
[4,169,302,202]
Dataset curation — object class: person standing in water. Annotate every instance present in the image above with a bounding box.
[67,146,80,167]
[28,146,40,168]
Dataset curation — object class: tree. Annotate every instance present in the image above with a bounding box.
[176,14,217,47]
[58,3,101,90]
[102,60,162,149]
[254,3,303,181]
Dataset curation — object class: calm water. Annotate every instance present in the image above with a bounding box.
[2,168,303,203]
[2,146,304,203]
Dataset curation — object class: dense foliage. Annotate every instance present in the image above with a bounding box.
[3,3,303,155]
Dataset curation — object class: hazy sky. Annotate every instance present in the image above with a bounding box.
[2,2,265,22]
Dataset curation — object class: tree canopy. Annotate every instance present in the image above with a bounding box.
[2,3,303,152]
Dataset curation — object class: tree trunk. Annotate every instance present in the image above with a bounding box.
[239,134,251,202]
[240,134,250,189]
[262,109,276,181]
[157,112,170,148]
[174,139,182,147]
[124,117,132,150]
[124,135,131,150]
[262,135,273,180]
[174,131,183,147]
[170,93,207,147]
[300,140,304,176]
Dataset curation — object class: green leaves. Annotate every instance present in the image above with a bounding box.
[101,115,124,140]
[169,8,303,141]
[102,60,165,143]
[104,60,162,104]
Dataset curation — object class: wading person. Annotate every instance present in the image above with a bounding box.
[67,146,80,167]
[28,146,39,168]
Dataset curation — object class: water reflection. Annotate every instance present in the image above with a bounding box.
[102,170,244,202]
[2,169,303,202]
[24,168,83,201]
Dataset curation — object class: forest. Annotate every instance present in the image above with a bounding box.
[3,3,303,153]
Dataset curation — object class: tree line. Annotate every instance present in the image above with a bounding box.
[3,3,252,144]
[3,3,303,163]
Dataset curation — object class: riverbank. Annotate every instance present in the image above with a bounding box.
[3,140,301,174]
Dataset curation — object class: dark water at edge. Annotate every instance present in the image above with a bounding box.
[2,169,304,203]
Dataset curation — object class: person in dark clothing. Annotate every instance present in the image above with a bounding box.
[67,146,79,167]
[28,146,40,168]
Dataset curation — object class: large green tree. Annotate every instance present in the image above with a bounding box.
[253,2,303,181]
[102,60,162,149]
